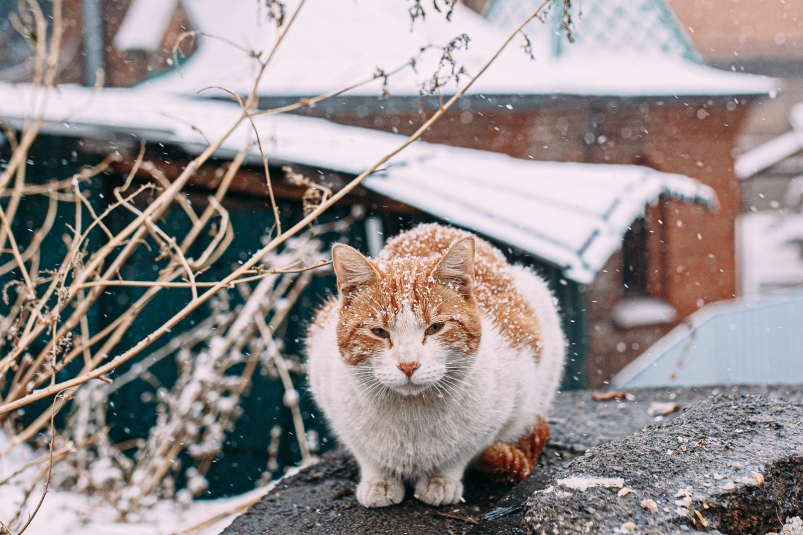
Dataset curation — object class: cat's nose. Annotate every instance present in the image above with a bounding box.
[398,362,420,378]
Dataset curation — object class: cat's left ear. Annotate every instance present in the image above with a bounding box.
[432,237,475,297]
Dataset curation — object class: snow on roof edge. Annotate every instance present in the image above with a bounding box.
[0,82,717,285]
[114,0,179,53]
[734,131,803,179]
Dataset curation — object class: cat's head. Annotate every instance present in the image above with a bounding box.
[331,237,481,396]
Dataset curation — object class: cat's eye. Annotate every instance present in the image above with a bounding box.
[371,328,390,339]
[425,323,443,336]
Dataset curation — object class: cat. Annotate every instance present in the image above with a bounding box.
[305,223,565,508]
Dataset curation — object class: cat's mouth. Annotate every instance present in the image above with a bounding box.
[392,382,430,396]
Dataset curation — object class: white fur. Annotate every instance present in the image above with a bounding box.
[306,264,565,508]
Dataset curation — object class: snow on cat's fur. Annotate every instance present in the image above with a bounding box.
[306,224,565,508]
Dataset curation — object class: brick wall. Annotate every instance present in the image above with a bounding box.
[669,0,803,72]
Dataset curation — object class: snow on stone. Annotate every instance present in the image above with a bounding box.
[738,210,803,298]
[0,430,301,535]
[770,517,803,535]
[0,82,715,283]
[114,0,179,53]
[557,476,625,491]
[145,0,776,98]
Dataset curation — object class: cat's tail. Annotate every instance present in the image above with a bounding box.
[476,415,550,482]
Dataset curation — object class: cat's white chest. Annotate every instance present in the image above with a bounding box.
[307,314,538,478]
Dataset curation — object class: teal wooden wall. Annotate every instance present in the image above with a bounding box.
[1,135,588,497]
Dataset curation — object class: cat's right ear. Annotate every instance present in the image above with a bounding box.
[331,244,379,299]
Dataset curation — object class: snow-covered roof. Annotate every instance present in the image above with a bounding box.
[114,0,179,53]
[142,0,776,99]
[363,152,715,283]
[734,103,803,179]
[0,83,715,283]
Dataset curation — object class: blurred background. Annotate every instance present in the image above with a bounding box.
[0,0,801,512]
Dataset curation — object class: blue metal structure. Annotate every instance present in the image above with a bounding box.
[613,293,803,388]
[485,0,701,62]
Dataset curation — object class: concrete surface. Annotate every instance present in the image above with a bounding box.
[525,393,803,535]
[220,384,803,535]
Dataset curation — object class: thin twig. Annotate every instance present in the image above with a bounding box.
[435,512,480,525]
[12,389,71,535]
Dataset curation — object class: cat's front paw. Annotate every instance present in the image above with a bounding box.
[356,477,405,508]
[414,475,463,507]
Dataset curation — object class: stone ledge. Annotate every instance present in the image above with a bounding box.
[220,385,803,535]
[525,394,803,535]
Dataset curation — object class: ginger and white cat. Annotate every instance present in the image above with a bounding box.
[306,224,565,508]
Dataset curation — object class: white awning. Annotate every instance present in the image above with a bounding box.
[0,83,716,283]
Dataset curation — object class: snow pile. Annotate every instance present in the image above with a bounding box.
[0,431,301,535]
[771,517,803,535]
[556,476,625,491]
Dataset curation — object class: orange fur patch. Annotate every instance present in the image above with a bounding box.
[334,253,482,366]
[477,415,550,482]
[379,224,543,361]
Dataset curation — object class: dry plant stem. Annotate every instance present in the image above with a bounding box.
[251,56,419,118]
[1,0,303,375]
[0,204,35,297]
[201,86,283,237]
[73,261,330,289]
[255,314,309,461]
[189,196,230,269]
[0,434,102,487]
[0,192,58,280]
[0,161,27,264]
[242,96,281,236]
[0,154,121,198]
[28,165,245,394]
[140,163,200,226]
[0,0,552,416]
[0,0,62,191]
[7,390,68,535]
[53,268,185,381]
[179,145,249,254]
[0,180,149,383]
[77,291,93,366]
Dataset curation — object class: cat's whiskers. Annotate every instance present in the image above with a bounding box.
[438,374,478,403]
